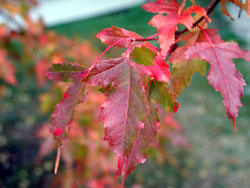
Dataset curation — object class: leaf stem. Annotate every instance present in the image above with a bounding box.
[54,145,62,174]
[134,37,159,42]
[90,38,127,69]
[134,0,220,43]
[134,33,158,42]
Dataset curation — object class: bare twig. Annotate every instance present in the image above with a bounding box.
[176,0,220,37]
[134,0,221,42]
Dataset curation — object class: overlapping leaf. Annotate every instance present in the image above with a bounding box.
[143,0,210,57]
[148,80,179,113]
[186,39,250,129]
[132,42,171,83]
[171,59,206,98]
[168,28,221,98]
[46,62,88,82]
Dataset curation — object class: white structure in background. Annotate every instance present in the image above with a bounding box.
[31,0,146,26]
[0,0,249,42]
[0,0,145,28]
[228,4,250,43]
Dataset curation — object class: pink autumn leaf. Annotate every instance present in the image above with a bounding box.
[84,57,149,180]
[96,26,143,48]
[143,0,210,57]
[186,41,250,130]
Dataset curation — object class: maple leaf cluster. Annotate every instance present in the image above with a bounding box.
[1,0,249,187]
[0,0,191,187]
[37,83,187,187]
[45,0,250,186]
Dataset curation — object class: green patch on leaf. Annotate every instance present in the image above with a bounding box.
[149,80,179,113]
[46,62,88,82]
[172,59,206,98]
[131,46,156,66]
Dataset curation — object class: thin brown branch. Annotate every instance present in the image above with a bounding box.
[176,0,220,36]
[134,0,221,43]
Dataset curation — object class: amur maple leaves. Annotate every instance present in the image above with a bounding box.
[46,0,250,186]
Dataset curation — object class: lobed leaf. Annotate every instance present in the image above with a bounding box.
[84,57,149,175]
[186,41,250,129]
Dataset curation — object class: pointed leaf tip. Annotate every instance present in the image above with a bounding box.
[232,119,237,132]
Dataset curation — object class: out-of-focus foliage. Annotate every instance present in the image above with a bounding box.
[0,1,189,187]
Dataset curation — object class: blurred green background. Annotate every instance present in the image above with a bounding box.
[1,1,250,188]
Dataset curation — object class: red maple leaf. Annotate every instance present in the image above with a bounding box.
[84,57,149,178]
